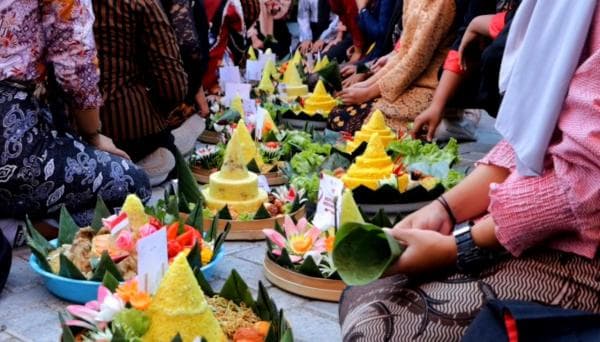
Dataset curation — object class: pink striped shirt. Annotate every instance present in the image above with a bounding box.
[479,14,600,259]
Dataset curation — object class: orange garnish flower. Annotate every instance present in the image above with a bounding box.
[116,279,139,303]
[130,291,152,311]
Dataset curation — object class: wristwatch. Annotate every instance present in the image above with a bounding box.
[453,225,498,274]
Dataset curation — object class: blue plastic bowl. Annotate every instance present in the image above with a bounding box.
[29,239,224,304]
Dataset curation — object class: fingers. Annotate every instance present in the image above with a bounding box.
[112,147,131,160]
[411,117,425,138]
[426,122,437,142]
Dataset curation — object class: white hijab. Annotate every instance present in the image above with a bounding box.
[495,0,598,176]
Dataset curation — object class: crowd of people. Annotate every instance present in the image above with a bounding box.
[1,0,599,339]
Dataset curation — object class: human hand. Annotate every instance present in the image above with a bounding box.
[311,39,326,53]
[322,40,338,53]
[372,55,389,73]
[87,134,131,160]
[392,200,454,235]
[384,228,457,275]
[342,73,368,88]
[341,64,357,78]
[352,80,370,88]
[338,86,376,105]
[411,105,444,141]
[299,40,312,54]
[195,87,210,117]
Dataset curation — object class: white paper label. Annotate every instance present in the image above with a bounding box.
[312,174,344,231]
[136,228,168,294]
[245,60,263,81]
[224,83,251,105]
[258,175,271,193]
[259,51,276,65]
[243,100,257,119]
[219,66,241,88]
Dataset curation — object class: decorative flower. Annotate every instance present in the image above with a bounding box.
[115,229,134,251]
[263,216,326,263]
[272,186,306,205]
[116,279,152,311]
[139,223,158,238]
[66,286,125,330]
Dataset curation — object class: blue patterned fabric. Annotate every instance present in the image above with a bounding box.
[0,82,151,226]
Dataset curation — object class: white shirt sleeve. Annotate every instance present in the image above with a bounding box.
[297,0,313,42]
[318,14,339,41]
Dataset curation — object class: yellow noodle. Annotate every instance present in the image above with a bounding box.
[207,296,261,338]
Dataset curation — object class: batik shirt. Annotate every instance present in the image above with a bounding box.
[0,0,102,109]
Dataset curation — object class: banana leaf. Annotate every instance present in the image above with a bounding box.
[317,61,343,92]
[59,314,76,342]
[185,204,204,234]
[332,222,403,286]
[254,205,272,220]
[58,254,86,280]
[25,216,54,255]
[212,222,231,260]
[217,205,232,220]
[177,190,190,214]
[297,255,323,278]
[91,197,111,232]
[207,216,219,243]
[247,159,261,173]
[175,149,204,205]
[102,272,120,292]
[219,269,256,311]
[90,251,124,281]
[58,206,79,247]
[187,241,203,269]
[369,209,393,228]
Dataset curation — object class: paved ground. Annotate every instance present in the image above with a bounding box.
[0,114,500,342]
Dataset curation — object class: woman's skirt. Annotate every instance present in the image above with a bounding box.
[339,250,600,341]
[0,81,151,225]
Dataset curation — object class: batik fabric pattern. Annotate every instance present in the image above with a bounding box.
[0,82,151,226]
[0,0,102,109]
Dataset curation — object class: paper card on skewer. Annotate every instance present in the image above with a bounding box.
[224,83,251,104]
[312,174,344,231]
[259,51,276,65]
[258,175,271,193]
[136,228,168,294]
[245,60,264,81]
[243,100,257,123]
[219,66,241,88]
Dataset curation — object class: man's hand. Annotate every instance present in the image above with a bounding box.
[86,134,131,160]
[411,105,444,141]
[384,228,457,275]
[311,39,326,53]
[299,40,312,54]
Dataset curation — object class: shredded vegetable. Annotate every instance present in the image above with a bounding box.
[207,296,261,338]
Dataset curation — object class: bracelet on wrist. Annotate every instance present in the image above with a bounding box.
[436,195,457,226]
